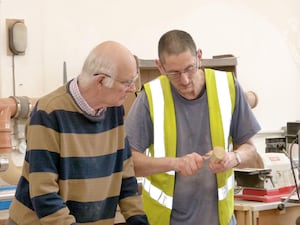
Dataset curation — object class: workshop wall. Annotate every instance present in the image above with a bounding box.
[0,0,300,133]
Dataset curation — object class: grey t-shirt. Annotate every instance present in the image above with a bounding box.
[125,78,261,225]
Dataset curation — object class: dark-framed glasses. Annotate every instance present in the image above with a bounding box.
[162,56,198,80]
[165,64,198,79]
[94,72,139,88]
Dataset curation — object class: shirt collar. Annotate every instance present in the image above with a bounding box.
[69,77,105,116]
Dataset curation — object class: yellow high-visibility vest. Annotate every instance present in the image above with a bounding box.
[143,69,235,225]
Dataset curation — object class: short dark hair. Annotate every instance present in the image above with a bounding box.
[158,30,197,63]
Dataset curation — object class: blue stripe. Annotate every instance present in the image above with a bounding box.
[67,196,119,223]
[15,176,34,211]
[120,177,139,200]
[127,215,149,225]
[29,107,124,134]
[26,149,130,180]
[60,150,126,179]
[25,150,59,174]
[124,137,132,158]
[32,192,66,218]
[15,177,121,222]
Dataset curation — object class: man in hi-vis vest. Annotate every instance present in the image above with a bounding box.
[126,30,261,225]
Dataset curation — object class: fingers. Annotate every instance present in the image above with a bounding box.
[175,151,237,175]
[208,151,235,173]
[208,161,226,173]
[176,153,204,176]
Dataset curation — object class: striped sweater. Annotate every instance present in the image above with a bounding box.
[8,83,148,225]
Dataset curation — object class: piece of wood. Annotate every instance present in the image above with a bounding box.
[210,146,225,163]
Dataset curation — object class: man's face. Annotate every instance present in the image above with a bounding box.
[159,51,203,100]
[102,72,138,107]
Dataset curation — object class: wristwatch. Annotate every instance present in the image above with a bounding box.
[234,151,241,167]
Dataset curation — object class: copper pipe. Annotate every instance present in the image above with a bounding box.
[0,97,38,118]
[0,98,18,118]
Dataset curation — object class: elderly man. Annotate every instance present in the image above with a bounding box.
[7,41,149,225]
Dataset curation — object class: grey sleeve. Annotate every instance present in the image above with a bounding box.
[125,90,154,152]
[230,79,261,144]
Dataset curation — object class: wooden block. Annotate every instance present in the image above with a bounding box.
[210,146,225,163]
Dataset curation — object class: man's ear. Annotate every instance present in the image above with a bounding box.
[197,49,203,67]
[155,59,165,74]
[197,49,203,59]
[95,75,105,87]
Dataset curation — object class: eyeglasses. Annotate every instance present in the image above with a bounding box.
[94,72,139,88]
[162,58,198,80]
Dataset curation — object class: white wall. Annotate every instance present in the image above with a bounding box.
[1,0,300,133]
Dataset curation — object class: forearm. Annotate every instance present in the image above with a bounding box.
[132,149,177,177]
[132,149,205,177]
[233,138,260,168]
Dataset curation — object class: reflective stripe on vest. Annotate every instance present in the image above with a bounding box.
[218,172,235,200]
[143,75,176,225]
[214,70,232,149]
[143,177,173,209]
[149,79,165,158]
[212,70,234,201]
[205,68,236,225]
[148,78,175,176]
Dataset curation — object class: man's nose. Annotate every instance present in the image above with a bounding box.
[179,71,190,84]
[127,83,136,92]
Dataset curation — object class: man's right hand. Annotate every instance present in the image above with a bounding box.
[174,152,205,176]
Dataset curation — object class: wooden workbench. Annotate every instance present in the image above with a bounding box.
[234,199,300,225]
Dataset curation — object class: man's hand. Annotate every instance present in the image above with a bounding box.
[174,152,205,176]
[208,151,237,173]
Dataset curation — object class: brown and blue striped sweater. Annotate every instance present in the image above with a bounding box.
[8,83,148,225]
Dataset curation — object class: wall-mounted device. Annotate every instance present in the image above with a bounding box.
[6,19,27,56]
